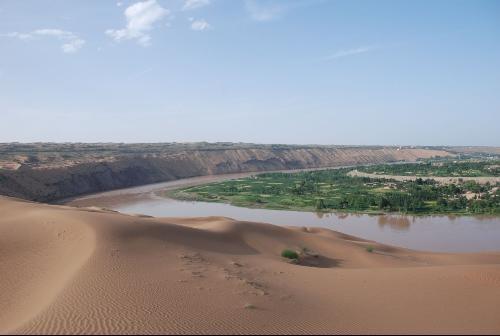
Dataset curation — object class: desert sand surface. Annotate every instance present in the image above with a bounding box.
[1,195,500,334]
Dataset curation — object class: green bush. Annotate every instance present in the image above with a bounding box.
[281,249,299,260]
[366,246,374,253]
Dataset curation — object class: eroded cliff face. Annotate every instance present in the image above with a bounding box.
[0,146,451,202]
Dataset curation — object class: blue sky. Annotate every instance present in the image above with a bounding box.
[1,0,499,145]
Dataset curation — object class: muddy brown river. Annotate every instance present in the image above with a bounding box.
[67,173,500,253]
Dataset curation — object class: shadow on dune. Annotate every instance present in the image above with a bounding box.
[298,255,343,268]
[107,220,261,256]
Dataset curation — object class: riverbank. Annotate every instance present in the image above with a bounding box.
[169,188,495,217]
[172,168,500,216]
[65,169,500,253]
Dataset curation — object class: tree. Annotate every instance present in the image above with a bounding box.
[315,198,326,210]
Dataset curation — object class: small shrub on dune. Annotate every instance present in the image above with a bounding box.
[244,303,256,310]
[366,246,374,253]
[281,249,299,260]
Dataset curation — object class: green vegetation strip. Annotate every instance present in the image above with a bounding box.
[171,162,500,215]
[358,160,500,177]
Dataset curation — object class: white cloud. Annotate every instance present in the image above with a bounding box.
[190,18,211,31]
[62,38,86,53]
[322,46,375,61]
[117,2,123,7]
[33,28,76,38]
[244,0,287,22]
[4,32,33,40]
[2,29,85,53]
[182,0,210,11]
[245,0,325,22]
[106,0,169,47]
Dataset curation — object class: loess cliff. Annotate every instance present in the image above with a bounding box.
[0,143,452,202]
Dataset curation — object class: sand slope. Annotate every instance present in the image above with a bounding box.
[0,196,499,334]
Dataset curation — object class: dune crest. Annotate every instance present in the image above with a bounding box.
[0,196,499,334]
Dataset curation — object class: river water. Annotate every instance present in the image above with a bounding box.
[67,173,500,253]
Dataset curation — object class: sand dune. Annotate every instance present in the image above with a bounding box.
[1,196,499,334]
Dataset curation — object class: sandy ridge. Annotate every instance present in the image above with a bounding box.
[349,169,500,185]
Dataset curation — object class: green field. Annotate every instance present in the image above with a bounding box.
[172,164,500,215]
[358,160,500,177]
